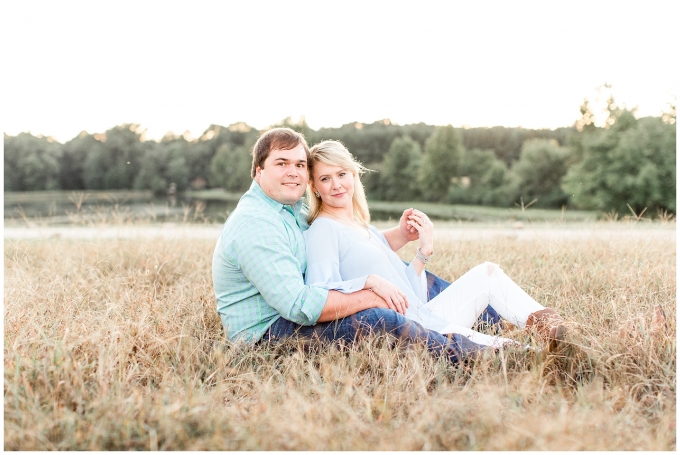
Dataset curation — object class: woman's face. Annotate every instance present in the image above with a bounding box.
[311,161,355,210]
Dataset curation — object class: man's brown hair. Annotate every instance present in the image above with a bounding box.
[251,128,310,178]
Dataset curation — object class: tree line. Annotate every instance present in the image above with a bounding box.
[4,99,676,215]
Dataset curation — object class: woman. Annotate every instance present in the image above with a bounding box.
[303,140,567,351]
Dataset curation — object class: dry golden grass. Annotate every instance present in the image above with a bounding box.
[4,223,676,450]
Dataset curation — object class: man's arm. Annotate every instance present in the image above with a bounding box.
[316,289,389,322]
[316,272,410,322]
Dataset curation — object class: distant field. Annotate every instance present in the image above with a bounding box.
[3,190,214,225]
[3,189,155,204]
[367,200,595,222]
[192,188,598,222]
[3,221,675,450]
[5,189,601,224]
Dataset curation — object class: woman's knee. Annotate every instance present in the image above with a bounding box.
[471,262,500,277]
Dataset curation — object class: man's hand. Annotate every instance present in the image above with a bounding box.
[399,208,420,242]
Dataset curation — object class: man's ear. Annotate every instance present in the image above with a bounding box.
[254,166,263,181]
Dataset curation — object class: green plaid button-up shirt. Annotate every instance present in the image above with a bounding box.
[212,181,329,343]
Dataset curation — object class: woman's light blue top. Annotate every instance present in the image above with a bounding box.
[303,217,450,332]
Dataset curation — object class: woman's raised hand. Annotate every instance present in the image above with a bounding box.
[407,209,434,256]
[365,274,409,315]
[398,208,420,241]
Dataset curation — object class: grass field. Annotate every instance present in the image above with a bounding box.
[3,221,676,450]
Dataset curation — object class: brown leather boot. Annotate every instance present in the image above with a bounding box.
[526,308,567,352]
[500,320,517,332]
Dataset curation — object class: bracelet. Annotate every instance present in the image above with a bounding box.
[415,248,432,264]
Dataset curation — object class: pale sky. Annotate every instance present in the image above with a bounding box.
[2,0,678,143]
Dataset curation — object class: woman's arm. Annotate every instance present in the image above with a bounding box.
[406,210,434,276]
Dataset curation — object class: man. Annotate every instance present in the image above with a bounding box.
[212,127,490,364]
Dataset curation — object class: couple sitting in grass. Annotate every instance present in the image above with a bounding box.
[212,127,568,365]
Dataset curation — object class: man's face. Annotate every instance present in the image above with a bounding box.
[254,143,308,205]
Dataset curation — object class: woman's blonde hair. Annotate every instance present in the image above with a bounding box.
[307,140,371,226]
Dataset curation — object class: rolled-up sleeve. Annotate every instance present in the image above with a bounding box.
[305,258,368,294]
[235,216,328,325]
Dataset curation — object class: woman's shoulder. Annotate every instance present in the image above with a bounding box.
[367,224,387,241]
[304,217,341,238]
[304,218,344,257]
[307,217,339,230]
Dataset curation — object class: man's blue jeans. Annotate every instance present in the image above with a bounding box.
[265,271,501,365]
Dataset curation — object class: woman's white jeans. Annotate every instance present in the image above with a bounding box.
[424,262,545,348]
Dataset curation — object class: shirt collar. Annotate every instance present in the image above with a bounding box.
[249,180,305,217]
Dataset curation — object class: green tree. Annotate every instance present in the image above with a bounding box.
[360,161,384,201]
[448,148,516,206]
[562,111,676,214]
[273,117,317,145]
[188,123,259,188]
[574,98,596,133]
[512,139,570,208]
[60,132,100,190]
[4,133,62,191]
[165,142,191,191]
[82,124,147,190]
[316,119,405,164]
[133,141,189,195]
[185,141,213,188]
[209,144,252,192]
[661,96,676,125]
[83,145,106,189]
[460,126,572,166]
[381,136,422,201]
[419,125,463,202]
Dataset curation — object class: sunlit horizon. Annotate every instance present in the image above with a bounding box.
[2,0,677,144]
[4,107,672,145]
